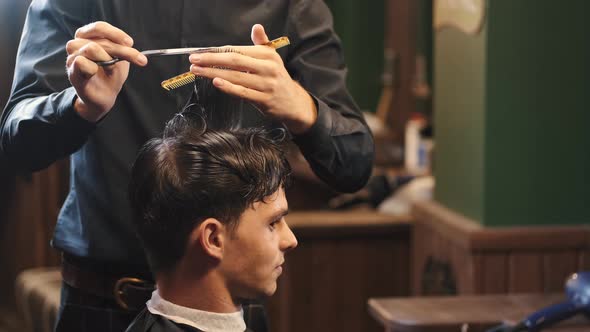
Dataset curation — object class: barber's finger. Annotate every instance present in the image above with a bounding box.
[66,39,87,55]
[70,56,99,80]
[191,65,267,91]
[70,42,113,66]
[228,45,282,61]
[211,78,268,105]
[75,21,134,47]
[67,39,147,66]
[67,38,123,55]
[190,52,272,74]
[197,41,281,60]
[251,24,270,45]
[102,45,147,66]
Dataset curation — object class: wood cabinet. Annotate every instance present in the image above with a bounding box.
[267,211,411,332]
[412,201,590,296]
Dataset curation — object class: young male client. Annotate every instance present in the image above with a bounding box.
[126,111,298,331]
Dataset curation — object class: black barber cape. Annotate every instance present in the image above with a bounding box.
[126,304,268,332]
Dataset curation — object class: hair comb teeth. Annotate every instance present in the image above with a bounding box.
[161,72,196,91]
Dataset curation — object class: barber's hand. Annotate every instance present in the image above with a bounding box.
[66,21,148,122]
[189,24,317,134]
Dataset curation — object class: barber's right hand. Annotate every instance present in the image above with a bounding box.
[66,21,148,122]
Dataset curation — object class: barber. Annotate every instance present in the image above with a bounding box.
[0,1,374,331]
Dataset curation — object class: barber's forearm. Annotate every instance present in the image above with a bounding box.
[292,98,374,193]
[281,82,318,135]
[1,90,95,171]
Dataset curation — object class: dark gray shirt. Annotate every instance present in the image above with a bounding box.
[1,0,374,264]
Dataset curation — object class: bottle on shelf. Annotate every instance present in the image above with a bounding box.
[404,112,432,175]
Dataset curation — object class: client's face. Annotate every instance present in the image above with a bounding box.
[220,187,298,300]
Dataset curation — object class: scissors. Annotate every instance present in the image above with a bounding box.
[95,47,225,66]
[95,37,290,67]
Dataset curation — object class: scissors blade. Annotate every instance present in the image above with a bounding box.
[145,36,289,57]
[95,36,289,66]
[141,47,220,57]
[95,47,222,66]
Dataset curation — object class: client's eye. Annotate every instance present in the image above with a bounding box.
[269,220,279,230]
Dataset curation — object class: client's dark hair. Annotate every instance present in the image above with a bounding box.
[128,110,290,272]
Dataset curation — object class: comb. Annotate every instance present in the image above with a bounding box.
[161,36,290,91]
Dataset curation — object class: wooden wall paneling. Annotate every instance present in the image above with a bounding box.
[542,251,579,292]
[363,233,410,332]
[578,249,590,271]
[372,232,410,298]
[508,252,544,293]
[1,175,45,305]
[267,239,314,332]
[475,253,508,294]
[430,222,444,261]
[266,212,411,332]
[412,222,434,294]
[472,253,484,294]
[471,228,590,251]
[435,233,457,294]
[450,239,474,294]
[412,201,590,297]
[413,217,475,295]
[414,210,474,295]
[333,239,366,332]
[0,161,67,308]
[308,240,338,332]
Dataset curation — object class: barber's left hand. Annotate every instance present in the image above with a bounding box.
[188,24,317,135]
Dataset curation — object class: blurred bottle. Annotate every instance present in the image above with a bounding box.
[405,112,432,175]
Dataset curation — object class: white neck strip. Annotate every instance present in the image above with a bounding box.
[146,290,246,332]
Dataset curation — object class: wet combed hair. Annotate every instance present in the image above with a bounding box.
[128,110,291,272]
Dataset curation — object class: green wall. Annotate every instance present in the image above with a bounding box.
[325,0,384,112]
[433,23,487,223]
[434,0,590,226]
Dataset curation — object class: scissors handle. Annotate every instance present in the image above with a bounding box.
[95,58,125,67]
[95,50,153,66]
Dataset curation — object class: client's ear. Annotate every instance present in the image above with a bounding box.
[191,218,225,259]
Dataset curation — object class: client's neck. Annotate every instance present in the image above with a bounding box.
[156,264,240,313]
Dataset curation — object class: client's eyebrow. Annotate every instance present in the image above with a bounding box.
[268,209,289,223]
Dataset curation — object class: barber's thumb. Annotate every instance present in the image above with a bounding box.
[251,24,270,45]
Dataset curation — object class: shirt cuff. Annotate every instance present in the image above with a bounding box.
[292,95,333,149]
[56,88,97,132]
